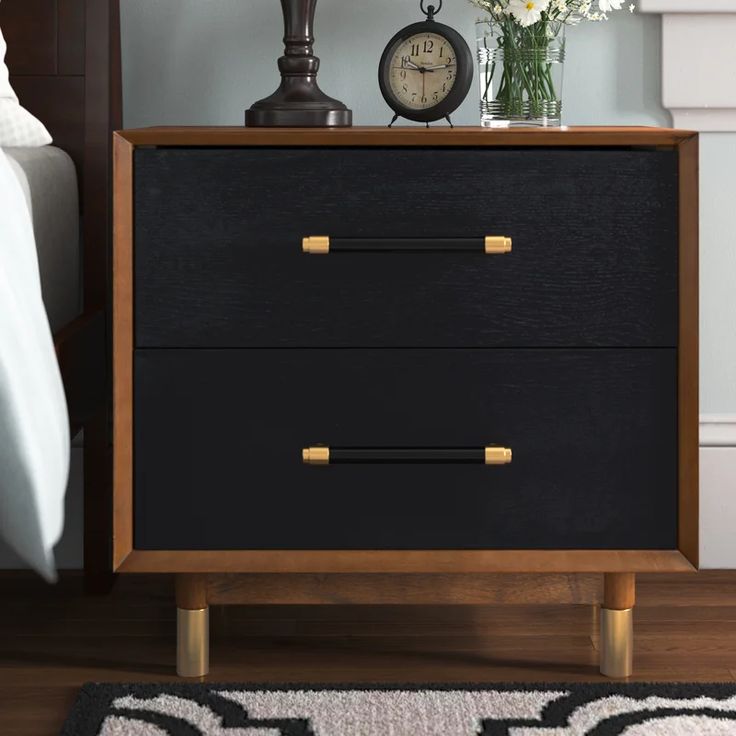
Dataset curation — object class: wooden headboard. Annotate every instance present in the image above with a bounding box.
[0,0,122,587]
[0,0,122,312]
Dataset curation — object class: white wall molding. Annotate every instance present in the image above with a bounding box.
[640,0,736,11]
[639,2,736,131]
[700,414,736,447]
[639,0,736,11]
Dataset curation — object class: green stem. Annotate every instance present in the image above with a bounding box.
[481,16,563,122]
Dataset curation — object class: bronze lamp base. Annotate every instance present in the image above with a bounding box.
[245,0,352,128]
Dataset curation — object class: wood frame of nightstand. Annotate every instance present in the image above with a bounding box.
[113,127,699,676]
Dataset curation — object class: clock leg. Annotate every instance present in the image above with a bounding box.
[600,572,634,678]
[388,114,399,128]
[176,574,209,678]
[445,115,454,128]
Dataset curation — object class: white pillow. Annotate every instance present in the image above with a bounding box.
[0,26,52,147]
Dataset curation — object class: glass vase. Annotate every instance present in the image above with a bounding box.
[476,19,565,128]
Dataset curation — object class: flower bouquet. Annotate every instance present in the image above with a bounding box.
[471,0,632,127]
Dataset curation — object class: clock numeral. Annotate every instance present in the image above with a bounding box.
[402,84,408,92]
[446,71,454,81]
[440,45,445,57]
[400,70,407,80]
[447,56,452,64]
[433,92,439,101]
[423,39,434,53]
[411,92,417,100]
[410,43,420,56]
[442,83,448,93]
[402,55,411,66]
[421,95,427,103]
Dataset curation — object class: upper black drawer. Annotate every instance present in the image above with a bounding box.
[134,147,678,348]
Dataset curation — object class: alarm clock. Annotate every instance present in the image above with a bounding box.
[378,0,473,127]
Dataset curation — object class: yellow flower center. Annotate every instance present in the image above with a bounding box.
[526,1,536,7]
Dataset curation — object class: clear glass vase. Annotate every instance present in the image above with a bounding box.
[476,19,565,128]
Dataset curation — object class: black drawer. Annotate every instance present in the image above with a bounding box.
[134,148,678,348]
[133,348,677,550]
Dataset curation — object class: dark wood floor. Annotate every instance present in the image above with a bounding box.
[2,571,736,735]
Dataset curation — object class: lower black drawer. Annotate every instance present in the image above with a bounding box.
[133,349,677,550]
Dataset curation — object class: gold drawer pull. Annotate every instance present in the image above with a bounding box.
[302,446,512,465]
[302,236,512,255]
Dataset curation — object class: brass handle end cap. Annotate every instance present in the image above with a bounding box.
[485,446,512,465]
[303,236,330,254]
[303,446,330,465]
[485,236,512,254]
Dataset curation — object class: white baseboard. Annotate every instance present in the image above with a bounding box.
[699,414,736,568]
[700,446,736,568]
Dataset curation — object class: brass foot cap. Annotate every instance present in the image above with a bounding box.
[600,607,633,678]
[177,607,209,678]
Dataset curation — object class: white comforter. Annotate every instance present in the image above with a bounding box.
[0,146,68,580]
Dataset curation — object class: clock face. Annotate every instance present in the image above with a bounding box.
[388,32,457,111]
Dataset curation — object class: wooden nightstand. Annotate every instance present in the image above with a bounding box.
[113,126,698,678]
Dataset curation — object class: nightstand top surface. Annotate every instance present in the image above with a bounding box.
[115,125,696,148]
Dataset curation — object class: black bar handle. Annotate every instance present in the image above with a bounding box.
[302,236,512,255]
[302,446,512,465]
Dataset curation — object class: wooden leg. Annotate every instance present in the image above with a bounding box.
[600,572,634,678]
[176,574,209,678]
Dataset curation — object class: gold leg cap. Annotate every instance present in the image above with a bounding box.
[600,607,633,678]
[177,607,209,678]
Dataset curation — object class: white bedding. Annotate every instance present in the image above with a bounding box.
[0,146,69,580]
[4,146,80,332]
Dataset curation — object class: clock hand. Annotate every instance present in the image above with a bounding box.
[400,60,436,73]
[425,63,457,70]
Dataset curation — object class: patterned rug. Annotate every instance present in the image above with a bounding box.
[62,683,736,735]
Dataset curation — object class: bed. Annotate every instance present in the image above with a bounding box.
[0,0,121,588]
[5,146,81,333]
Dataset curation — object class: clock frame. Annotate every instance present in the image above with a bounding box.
[379,19,473,125]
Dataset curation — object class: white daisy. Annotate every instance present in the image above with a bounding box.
[598,0,624,10]
[509,0,550,26]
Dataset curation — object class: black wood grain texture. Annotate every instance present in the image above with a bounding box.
[133,348,677,550]
[134,147,678,348]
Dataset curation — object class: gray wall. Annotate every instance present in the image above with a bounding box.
[121,0,667,128]
[4,1,736,569]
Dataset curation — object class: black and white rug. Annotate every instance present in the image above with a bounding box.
[62,683,736,735]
